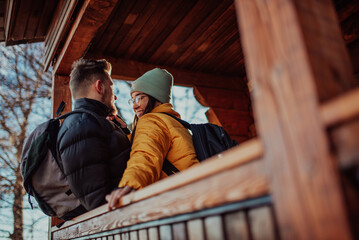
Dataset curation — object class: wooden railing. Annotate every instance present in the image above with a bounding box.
[50,88,359,240]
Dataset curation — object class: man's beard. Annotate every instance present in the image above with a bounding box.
[109,102,117,115]
[101,90,117,115]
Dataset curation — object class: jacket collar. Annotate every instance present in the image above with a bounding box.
[73,98,111,117]
[151,103,181,118]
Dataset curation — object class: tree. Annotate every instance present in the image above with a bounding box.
[0,43,51,240]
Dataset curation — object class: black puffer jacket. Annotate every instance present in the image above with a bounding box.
[57,98,130,211]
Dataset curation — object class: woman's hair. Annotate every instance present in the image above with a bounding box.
[132,94,160,129]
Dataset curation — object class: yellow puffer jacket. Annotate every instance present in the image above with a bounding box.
[118,103,199,190]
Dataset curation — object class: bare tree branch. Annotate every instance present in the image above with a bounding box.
[0,42,51,240]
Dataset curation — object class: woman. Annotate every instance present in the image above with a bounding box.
[106,68,199,210]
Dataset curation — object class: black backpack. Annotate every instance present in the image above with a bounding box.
[20,104,111,220]
[160,113,238,175]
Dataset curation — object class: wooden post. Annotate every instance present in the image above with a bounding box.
[234,0,352,239]
[50,74,72,231]
[51,74,72,117]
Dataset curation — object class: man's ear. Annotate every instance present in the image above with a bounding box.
[94,80,104,95]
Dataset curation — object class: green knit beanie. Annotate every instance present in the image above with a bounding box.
[131,68,173,103]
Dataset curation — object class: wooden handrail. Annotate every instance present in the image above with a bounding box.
[54,137,263,230]
[321,87,359,126]
[52,160,268,239]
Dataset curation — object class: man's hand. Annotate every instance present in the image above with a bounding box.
[106,186,135,211]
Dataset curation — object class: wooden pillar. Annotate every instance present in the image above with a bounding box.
[50,74,72,230]
[234,0,352,239]
[51,74,72,117]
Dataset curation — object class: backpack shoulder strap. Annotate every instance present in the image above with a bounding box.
[159,112,191,129]
[57,109,112,132]
[158,112,194,176]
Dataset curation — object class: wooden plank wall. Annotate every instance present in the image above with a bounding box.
[195,83,254,144]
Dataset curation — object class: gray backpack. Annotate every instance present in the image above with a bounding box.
[21,108,109,220]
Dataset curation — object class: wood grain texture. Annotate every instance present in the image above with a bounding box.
[248,206,276,240]
[44,0,77,70]
[235,0,352,239]
[195,85,253,140]
[211,108,253,136]
[52,74,72,117]
[148,0,232,64]
[204,216,225,240]
[85,0,244,76]
[224,211,249,240]
[187,219,205,240]
[126,1,197,62]
[54,0,117,75]
[52,159,267,239]
[294,1,357,102]
[130,138,263,204]
[91,0,138,55]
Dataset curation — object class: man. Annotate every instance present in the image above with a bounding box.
[57,59,130,218]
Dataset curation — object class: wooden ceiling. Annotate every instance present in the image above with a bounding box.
[0,0,358,80]
[88,0,244,77]
[0,0,58,45]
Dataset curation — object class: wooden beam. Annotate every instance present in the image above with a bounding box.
[88,55,246,90]
[52,74,72,117]
[53,0,118,75]
[235,0,352,239]
[4,0,15,43]
[43,0,77,71]
[297,1,357,102]
[321,87,359,126]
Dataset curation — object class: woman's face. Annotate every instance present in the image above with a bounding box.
[130,91,149,118]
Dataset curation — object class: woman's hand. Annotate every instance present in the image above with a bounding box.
[106,186,135,211]
[107,115,128,128]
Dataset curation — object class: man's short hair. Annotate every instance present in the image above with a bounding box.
[70,59,112,99]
